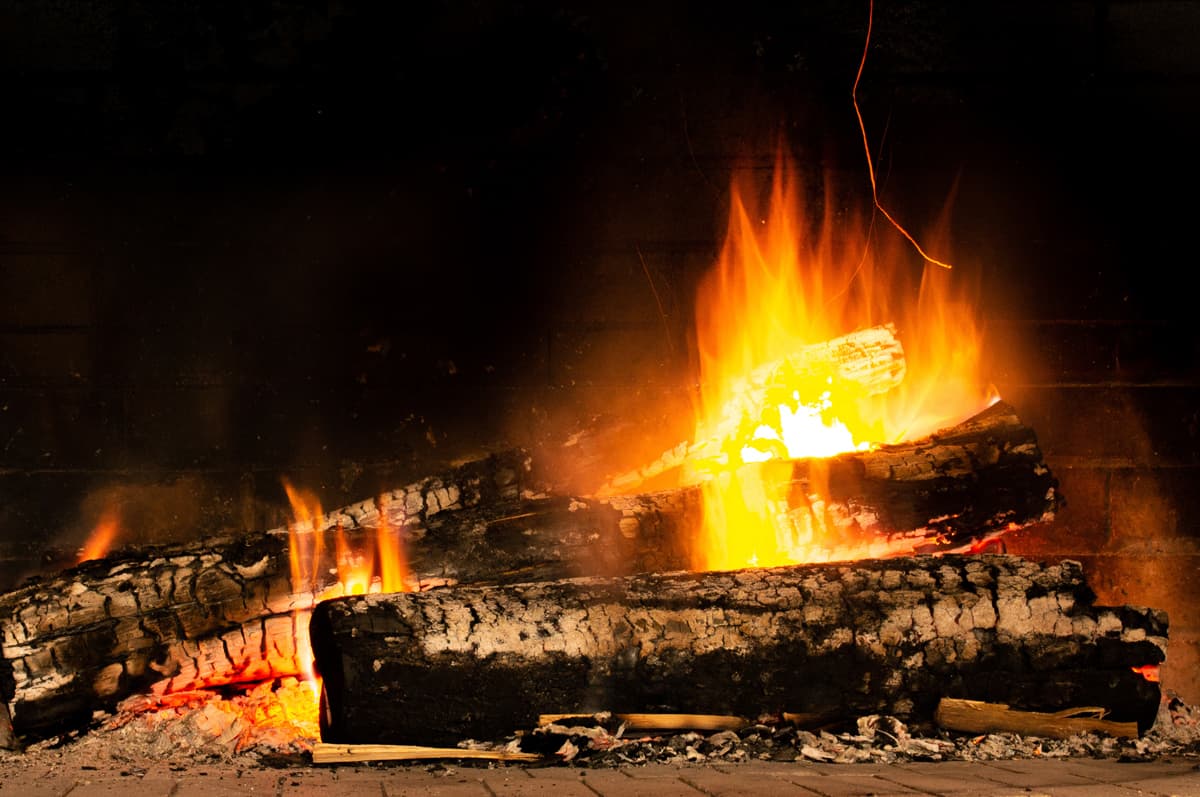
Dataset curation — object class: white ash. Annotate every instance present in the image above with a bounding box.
[3,689,1199,771]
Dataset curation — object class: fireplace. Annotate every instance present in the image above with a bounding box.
[1,0,1197,753]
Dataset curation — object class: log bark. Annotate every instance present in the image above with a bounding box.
[310,555,1166,746]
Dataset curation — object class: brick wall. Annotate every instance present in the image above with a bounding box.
[1,2,1198,700]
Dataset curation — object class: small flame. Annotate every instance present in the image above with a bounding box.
[282,478,325,597]
[78,508,121,563]
[282,479,326,684]
[1132,664,1160,682]
[281,480,415,686]
[377,494,412,593]
[690,151,996,571]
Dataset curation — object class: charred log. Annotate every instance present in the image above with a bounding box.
[603,400,1059,562]
[0,401,1058,745]
[311,555,1166,747]
[0,451,650,743]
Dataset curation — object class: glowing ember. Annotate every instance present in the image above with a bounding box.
[78,507,121,563]
[689,152,997,571]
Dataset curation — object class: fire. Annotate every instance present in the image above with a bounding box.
[78,507,121,563]
[1132,664,1161,682]
[689,152,997,571]
[282,479,326,600]
[281,479,414,685]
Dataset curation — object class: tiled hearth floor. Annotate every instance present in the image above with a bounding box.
[1,757,1198,796]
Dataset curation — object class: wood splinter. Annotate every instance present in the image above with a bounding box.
[311,743,541,764]
[935,697,1140,740]
[539,713,749,732]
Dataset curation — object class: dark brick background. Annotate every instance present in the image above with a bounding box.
[1,2,1198,698]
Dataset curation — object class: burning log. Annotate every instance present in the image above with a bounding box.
[0,398,1057,746]
[310,555,1166,747]
[607,399,1059,563]
[0,451,680,744]
[600,324,907,495]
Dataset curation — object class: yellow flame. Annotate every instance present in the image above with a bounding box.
[690,151,995,571]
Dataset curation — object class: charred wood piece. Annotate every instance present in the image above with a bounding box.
[311,555,1166,747]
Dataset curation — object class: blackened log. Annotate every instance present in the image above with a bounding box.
[0,451,676,743]
[773,398,1060,555]
[604,400,1059,563]
[310,555,1166,747]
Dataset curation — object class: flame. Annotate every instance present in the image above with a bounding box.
[1132,664,1160,682]
[282,478,326,598]
[690,151,996,571]
[281,480,415,688]
[78,508,121,563]
[376,494,412,593]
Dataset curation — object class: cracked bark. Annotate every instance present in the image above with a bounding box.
[311,555,1166,746]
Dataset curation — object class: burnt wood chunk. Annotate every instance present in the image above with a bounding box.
[310,555,1166,746]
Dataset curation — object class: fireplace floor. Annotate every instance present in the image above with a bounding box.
[0,753,1197,796]
[3,693,1199,795]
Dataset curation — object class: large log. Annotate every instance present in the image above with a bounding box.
[0,450,676,743]
[767,398,1060,557]
[311,555,1166,747]
[609,399,1060,564]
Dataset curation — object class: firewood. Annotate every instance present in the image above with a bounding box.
[599,324,907,495]
[310,555,1165,746]
[311,742,541,764]
[0,451,639,743]
[0,397,1058,745]
[604,400,1060,562]
[935,698,1139,739]
[538,713,749,731]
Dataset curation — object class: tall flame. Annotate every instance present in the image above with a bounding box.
[690,152,996,571]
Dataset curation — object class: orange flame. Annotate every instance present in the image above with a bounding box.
[281,479,415,686]
[690,151,996,571]
[376,494,412,593]
[282,478,325,598]
[78,508,121,563]
[1132,664,1160,682]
